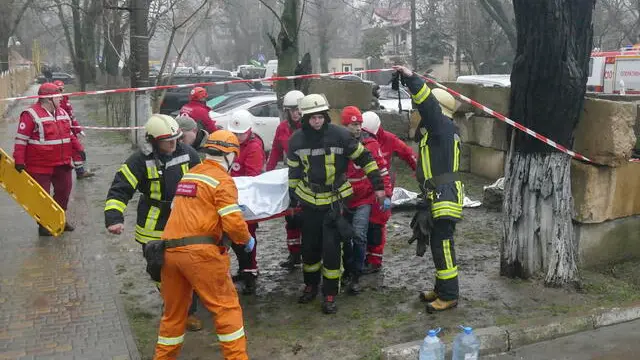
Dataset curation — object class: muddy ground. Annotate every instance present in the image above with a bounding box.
[65,91,640,360]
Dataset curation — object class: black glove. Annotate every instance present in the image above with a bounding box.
[408,205,434,257]
[288,189,299,208]
[79,151,87,161]
[15,164,25,173]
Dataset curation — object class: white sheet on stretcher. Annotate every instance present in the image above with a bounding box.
[234,169,481,221]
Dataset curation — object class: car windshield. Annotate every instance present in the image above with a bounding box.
[379,87,410,99]
[207,95,228,108]
[215,98,250,113]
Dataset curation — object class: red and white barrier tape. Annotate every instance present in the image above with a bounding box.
[72,125,144,130]
[419,75,594,163]
[0,68,394,102]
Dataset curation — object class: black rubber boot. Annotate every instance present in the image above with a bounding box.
[348,274,362,295]
[321,296,337,314]
[298,285,318,304]
[279,252,301,269]
[38,225,53,237]
[64,222,75,232]
[361,262,382,275]
[242,273,257,295]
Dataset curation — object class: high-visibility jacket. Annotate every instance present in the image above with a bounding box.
[230,132,265,177]
[377,128,417,185]
[346,134,392,208]
[406,74,463,221]
[104,143,201,243]
[266,119,300,171]
[162,159,251,246]
[287,123,384,208]
[179,101,218,133]
[13,102,82,174]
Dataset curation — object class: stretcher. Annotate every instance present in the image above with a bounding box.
[0,147,66,236]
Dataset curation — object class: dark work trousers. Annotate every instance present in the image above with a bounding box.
[301,205,342,296]
[231,223,259,276]
[429,219,459,300]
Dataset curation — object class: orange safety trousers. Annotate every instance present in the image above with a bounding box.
[153,244,248,360]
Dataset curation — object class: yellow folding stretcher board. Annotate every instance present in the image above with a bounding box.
[0,147,65,236]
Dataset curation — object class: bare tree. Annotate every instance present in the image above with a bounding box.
[477,0,516,50]
[502,0,596,287]
[0,0,35,72]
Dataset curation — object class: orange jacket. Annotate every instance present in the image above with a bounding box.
[162,159,251,246]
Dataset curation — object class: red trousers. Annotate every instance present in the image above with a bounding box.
[285,222,301,254]
[30,166,73,210]
[231,223,258,275]
[366,226,387,266]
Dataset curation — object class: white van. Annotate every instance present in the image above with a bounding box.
[263,60,278,87]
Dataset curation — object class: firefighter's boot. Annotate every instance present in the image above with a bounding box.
[76,170,95,179]
[38,225,53,237]
[322,296,337,314]
[279,252,301,269]
[298,285,318,304]
[186,315,203,332]
[419,290,438,303]
[362,262,382,275]
[426,298,458,313]
[348,274,362,295]
[242,273,257,295]
[64,222,75,232]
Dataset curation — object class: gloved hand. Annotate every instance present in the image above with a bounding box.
[244,236,255,253]
[238,204,247,212]
[15,164,25,173]
[381,197,391,211]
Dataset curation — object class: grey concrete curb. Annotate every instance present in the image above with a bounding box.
[380,305,640,360]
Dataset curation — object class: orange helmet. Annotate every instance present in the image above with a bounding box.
[38,83,60,96]
[203,130,240,156]
[190,87,208,102]
[53,80,65,91]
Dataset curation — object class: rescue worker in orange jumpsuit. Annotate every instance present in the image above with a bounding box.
[228,110,265,295]
[360,111,418,273]
[340,106,392,294]
[53,80,94,179]
[154,130,252,360]
[266,90,305,269]
[13,82,81,236]
[178,87,218,133]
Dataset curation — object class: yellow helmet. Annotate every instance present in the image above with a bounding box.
[431,88,457,118]
[145,114,182,141]
[203,130,240,156]
[298,94,330,115]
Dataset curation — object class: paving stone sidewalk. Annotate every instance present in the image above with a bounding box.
[0,86,140,360]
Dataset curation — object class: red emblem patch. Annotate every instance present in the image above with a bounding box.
[176,182,198,197]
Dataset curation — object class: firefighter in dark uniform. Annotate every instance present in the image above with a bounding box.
[287,94,386,314]
[393,65,463,312]
[104,114,204,328]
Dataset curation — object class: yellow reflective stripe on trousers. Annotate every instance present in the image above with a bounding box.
[412,84,431,104]
[362,160,378,174]
[105,199,127,213]
[303,262,322,273]
[218,327,245,342]
[325,153,335,185]
[348,143,365,160]
[443,239,453,270]
[180,163,189,175]
[295,182,353,206]
[287,158,300,167]
[322,267,341,279]
[119,164,139,189]
[181,173,219,190]
[149,180,162,200]
[289,178,300,188]
[419,134,433,180]
[218,204,242,217]
[453,135,461,172]
[157,334,184,346]
[436,266,458,280]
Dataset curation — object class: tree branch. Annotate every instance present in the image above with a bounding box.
[477,0,516,50]
[258,0,291,39]
[10,0,36,35]
[174,0,209,30]
[295,0,306,40]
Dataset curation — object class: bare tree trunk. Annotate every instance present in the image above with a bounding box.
[501,0,596,288]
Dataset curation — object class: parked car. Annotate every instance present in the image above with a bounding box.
[37,72,75,84]
[208,95,280,151]
[159,75,254,115]
[168,90,274,117]
[456,74,511,87]
[378,85,413,112]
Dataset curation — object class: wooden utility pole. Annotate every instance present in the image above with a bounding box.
[410,0,417,70]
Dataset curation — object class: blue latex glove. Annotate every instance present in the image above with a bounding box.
[381,197,391,211]
[244,236,255,253]
[238,204,247,212]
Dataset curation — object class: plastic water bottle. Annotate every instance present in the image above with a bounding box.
[452,326,480,360]
[419,328,445,360]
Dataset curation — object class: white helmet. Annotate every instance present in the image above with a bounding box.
[145,114,182,141]
[283,90,305,108]
[431,88,457,118]
[362,111,381,135]
[227,109,254,133]
[298,94,329,116]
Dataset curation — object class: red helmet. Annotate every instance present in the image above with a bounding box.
[38,83,61,96]
[53,80,65,90]
[341,106,363,126]
[189,87,208,102]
